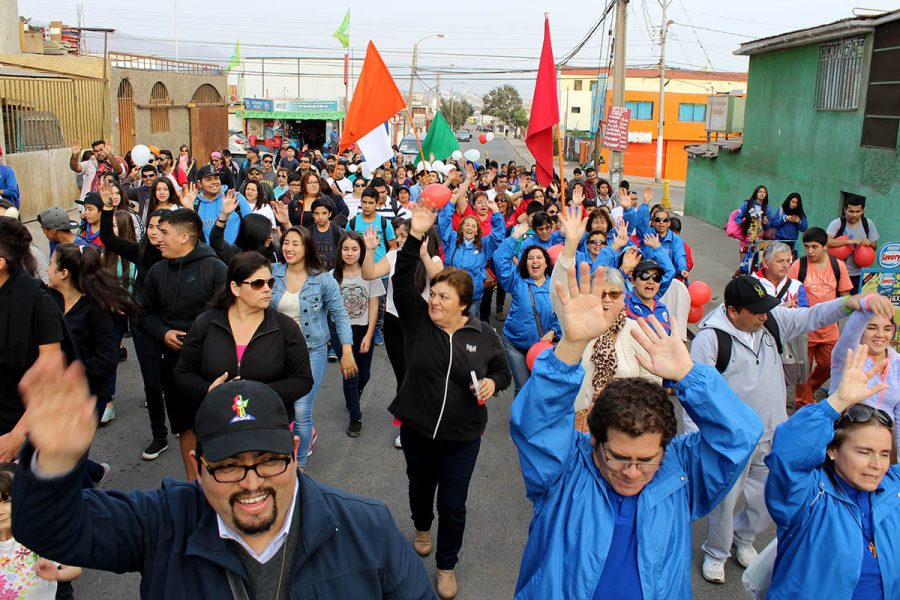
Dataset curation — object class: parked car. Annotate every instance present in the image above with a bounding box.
[227,130,248,158]
[455,129,472,142]
[398,135,421,161]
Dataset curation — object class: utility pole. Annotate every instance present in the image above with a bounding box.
[655,0,672,183]
[435,72,441,117]
[609,0,628,187]
[406,44,418,136]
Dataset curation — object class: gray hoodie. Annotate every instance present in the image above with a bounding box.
[686,299,848,439]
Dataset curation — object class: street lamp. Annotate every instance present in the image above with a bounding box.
[406,33,444,135]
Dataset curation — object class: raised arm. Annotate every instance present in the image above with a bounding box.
[392,204,436,320]
[361,227,391,280]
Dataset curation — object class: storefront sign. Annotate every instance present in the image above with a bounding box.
[243,98,274,111]
[273,100,339,113]
[860,241,900,350]
[602,106,631,152]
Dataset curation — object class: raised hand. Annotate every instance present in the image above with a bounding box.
[612,219,629,250]
[485,198,500,213]
[617,188,632,209]
[829,345,890,414]
[99,182,115,208]
[629,315,693,381]
[271,199,290,225]
[410,202,437,237]
[419,236,430,258]
[554,264,612,364]
[621,246,641,275]
[559,204,586,244]
[363,225,381,250]
[511,223,530,240]
[19,353,97,476]
[70,139,82,157]
[643,232,661,249]
[181,181,199,208]
[642,186,654,204]
[572,185,585,206]
[220,189,238,216]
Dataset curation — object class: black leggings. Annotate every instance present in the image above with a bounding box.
[383,312,406,393]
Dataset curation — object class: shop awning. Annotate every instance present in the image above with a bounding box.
[239,110,345,120]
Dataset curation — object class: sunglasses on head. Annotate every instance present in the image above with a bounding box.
[836,404,894,430]
[653,217,670,223]
[637,271,663,283]
[241,277,275,290]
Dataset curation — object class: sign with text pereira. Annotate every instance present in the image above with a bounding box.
[602,106,631,152]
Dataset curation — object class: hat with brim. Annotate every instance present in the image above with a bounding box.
[75,192,103,209]
[197,164,219,179]
[633,259,663,276]
[195,380,294,463]
[37,207,79,230]
[725,275,781,314]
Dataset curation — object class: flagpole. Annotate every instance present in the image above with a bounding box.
[556,124,566,209]
[405,109,427,166]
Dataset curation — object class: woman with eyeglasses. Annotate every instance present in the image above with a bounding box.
[765,344,899,600]
[208,152,235,191]
[272,227,356,468]
[493,223,561,394]
[551,206,659,430]
[829,293,900,452]
[175,252,313,423]
[344,177,367,218]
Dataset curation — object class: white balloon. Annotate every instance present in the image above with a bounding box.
[486,132,495,142]
[431,160,445,173]
[360,162,373,179]
[443,164,456,176]
[451,150,463,160]
[131,144,152,167]
[463,149,481,162]
[347,163,358,173]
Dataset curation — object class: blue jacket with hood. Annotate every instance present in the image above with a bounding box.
[438,201,505,302]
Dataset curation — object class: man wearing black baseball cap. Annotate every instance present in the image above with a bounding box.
[689,274,887,584]
[75,192,104,248]
[12,359,435,599]
[188,162,252,245]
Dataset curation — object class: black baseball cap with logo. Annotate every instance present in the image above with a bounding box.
[75,192,103,209]
[195,381,294,462]
[197,164,219,179]
[724,275,781,314]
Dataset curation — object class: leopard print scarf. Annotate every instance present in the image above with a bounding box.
[590,310,627,394]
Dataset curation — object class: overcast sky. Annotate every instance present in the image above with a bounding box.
[18,0,900,97]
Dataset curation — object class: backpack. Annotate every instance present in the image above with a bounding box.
[349,215,388,236]
[835,216,870,238]
[712,318,783,374]
[796,255,840,285]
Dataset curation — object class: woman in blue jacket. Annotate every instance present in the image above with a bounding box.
[272,226,355,468]
[769,192,807,255]
[765,345,898,600]
[437,197,505,315]
[493,226,561,394]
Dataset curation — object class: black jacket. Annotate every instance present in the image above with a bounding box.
[52,294,117,400]
[174,308,313,417]
[389,235,511,442]
[98,208,163,295]
[137,243,226,344]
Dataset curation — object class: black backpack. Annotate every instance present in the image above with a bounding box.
[796,255,840,285]
[711,317,783,374]
[835,216,870,238]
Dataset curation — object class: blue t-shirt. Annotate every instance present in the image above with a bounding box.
[349,213,395,262]
[834,476,884,600]
[49,235,88,256]
[594,484,643,600]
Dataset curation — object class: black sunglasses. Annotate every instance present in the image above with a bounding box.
[241,277,275,290]
[637,271,663,283]
[653,217,670,224]
[836,404,894,430]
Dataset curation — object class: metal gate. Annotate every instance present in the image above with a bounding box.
[117,79,135,154]
[189,105,227,165]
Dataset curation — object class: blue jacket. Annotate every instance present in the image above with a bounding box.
[438,202,505,302]
[272,263,352,351]
[765,401,900,599]
[195,190,253,244]
[591,245,676,297]
[510,353,762,599]
[517,232,556,258]
[0,165,19,207]
[11,444,436,600]
[769,207,808,245]
[733,200,774,229]
[625,293,671,333]
[493,237,561,349]
[642,230,688,274]
[622,204,651,240]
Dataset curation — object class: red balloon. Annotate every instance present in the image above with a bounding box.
[688,304,705,324]
[479,133,487,144]
[547,243,564,264]
[421,183,452,209]
[828,236,854,260]
[854,244,876,267]
[526,341,555,372]
[688,280,712,306]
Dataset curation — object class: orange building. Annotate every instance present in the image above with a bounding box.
[560,67,748,181]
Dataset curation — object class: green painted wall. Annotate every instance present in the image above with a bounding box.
[685,40,900,243]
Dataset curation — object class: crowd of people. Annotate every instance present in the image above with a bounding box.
[0,136,895,600]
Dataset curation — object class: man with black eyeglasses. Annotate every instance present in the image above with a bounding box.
[510,264,763,599]
[12,367,435,599]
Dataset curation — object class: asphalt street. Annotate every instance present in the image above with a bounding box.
[69,138,765,599]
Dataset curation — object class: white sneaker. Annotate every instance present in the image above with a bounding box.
[394,434,402,449]
[702,557,726,584]
[734,543,758,568]
[101,405,116,424]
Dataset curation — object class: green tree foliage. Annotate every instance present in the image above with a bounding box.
[482,85,524,129]
[439,97,475,130]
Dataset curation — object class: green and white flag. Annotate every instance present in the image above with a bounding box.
[226,40,241,71]
[333,10,350,49]
[416,112,460,164]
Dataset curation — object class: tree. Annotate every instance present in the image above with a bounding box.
[482,85,524,130]
[439,97,474,131]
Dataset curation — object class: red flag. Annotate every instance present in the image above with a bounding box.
[339,41,406,164]
[526,16,559,187]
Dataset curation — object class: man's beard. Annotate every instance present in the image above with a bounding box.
[229,487,278,535]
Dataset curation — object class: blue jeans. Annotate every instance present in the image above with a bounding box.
[293,344,327,467]
[502,337,532,396]
[334,325,374,421]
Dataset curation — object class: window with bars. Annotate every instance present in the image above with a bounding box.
[150,82,171,133]
[815,37,865,111]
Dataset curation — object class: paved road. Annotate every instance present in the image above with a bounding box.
[72,139,766,598]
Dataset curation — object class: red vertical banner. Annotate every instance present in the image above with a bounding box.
[525,15,560,187]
